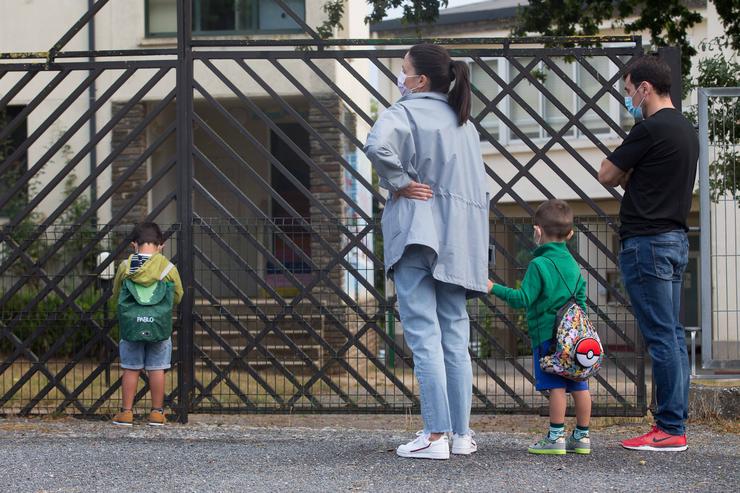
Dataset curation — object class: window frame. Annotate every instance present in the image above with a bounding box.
[470,56,626,145]
[144,0,306,38]
[469,57,505,142]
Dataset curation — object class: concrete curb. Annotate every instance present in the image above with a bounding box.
[689,382,740,420]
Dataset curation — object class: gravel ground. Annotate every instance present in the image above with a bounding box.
[0,416,737,492]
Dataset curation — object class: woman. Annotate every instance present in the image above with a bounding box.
[364,44,489,460]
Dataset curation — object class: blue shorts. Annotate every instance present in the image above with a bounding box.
[533,340,589,393]
[119,337,172,371]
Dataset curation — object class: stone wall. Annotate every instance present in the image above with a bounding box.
[307,93,379,373]
[110,102,149,224]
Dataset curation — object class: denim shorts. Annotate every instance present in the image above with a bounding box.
[119,337,172,371]
[533,340,589,393]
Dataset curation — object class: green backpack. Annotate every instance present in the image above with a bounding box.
[118,261,175,342]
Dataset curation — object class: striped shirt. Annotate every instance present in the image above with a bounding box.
[129,253,152,274]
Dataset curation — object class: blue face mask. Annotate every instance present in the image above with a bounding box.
[625,84,646,120]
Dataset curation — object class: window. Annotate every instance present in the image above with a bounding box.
[577,56,612,135]
[543,57,576,138]
[145,0,305,37]
[509,57,542,139]
[470,58,501,139]
[0,106,28,219]
[470,55,626,143]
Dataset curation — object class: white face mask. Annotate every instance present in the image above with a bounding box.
[397,70,420,97]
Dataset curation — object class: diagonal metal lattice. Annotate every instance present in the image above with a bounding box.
[0,0,668,420]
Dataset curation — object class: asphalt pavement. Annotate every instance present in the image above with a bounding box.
[0,417,737,492]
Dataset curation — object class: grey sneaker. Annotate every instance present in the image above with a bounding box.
[528,436,566,455]
[566,434,591,454]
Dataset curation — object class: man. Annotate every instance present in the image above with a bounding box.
[599,55,698,452]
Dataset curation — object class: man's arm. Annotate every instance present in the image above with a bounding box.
[618,169,634,189]
[598,158,627,188]
[600,123,650,188]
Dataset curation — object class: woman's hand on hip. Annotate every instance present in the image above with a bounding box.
[393,181,433,201]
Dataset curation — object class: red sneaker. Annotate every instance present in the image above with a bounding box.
[621,425,688,452]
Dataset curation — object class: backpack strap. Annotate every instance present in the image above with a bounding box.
[542,256,581,299]
[159,262,174,281]
[541,256,584,346]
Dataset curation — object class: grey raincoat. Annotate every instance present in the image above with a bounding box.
[364,92,490,294]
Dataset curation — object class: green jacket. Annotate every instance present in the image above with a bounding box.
[490,242,586,348]
[112,253,184,305]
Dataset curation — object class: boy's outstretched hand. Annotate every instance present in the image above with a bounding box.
[487,279,494,293]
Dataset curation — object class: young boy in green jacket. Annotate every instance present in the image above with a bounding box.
[111,223,183,426]
[488,200,592,455]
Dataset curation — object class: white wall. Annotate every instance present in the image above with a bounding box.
[709,198,740,351]
[372,7,721,207]
[0,0,370,223]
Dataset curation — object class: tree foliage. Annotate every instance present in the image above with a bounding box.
[313,1,740,204]
[317,0,345,39]
[365,0,449,26]
[513,0,704,74]
[315,1,738,75]
[713,0,740,52]
[684,38,740,203]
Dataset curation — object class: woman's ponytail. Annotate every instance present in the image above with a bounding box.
[407,44,472,126]
[448,60,471,126]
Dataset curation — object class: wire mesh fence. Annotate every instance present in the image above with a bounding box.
[0,223,180,415]
[699,88,740,369]
[0,216,643,415]
[1,0,652,417]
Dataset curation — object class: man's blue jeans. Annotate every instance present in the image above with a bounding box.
[393,245,472,435]
[619,230,690,435]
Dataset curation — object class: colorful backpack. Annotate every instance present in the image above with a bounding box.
[539,258,604,381]
[117,260,175,343]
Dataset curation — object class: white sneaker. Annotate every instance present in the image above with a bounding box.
[396,431,450,460]
[452,430,477,455]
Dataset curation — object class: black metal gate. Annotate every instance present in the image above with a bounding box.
[0,0,666,421]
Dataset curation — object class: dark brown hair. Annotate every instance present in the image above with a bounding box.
[132,222,164,246]
[534,199,573,239]
[623,55,672,96]
[408,44,471,125]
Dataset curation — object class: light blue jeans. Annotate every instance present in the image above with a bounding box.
[393,245,472,435]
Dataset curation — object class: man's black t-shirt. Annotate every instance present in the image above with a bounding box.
[608,108,699,240]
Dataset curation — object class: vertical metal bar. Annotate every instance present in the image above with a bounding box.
[699,89,712,369]
[384,276,395,368]
[732,97,738,364]
[657,46,682,112]
[691,330,697,378]
[386,308,395,369]
[88,0,97,226]
[176,0,195,424]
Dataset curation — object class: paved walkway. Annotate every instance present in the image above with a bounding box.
[0,416,737,492]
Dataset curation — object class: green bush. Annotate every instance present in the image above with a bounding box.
[0,288,118,358]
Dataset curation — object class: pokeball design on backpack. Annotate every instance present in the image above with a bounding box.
[574,338,602,368]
